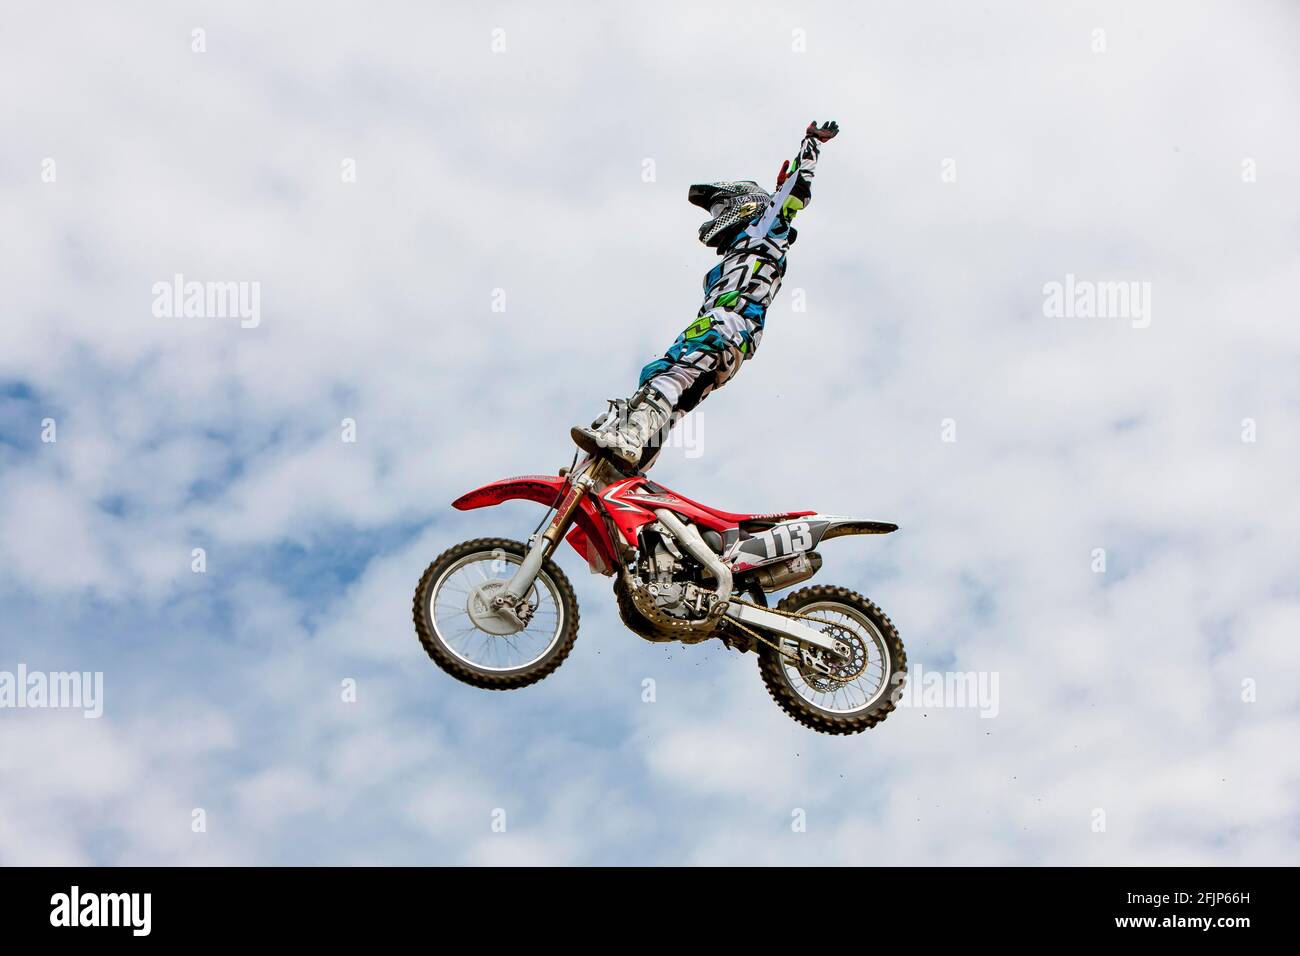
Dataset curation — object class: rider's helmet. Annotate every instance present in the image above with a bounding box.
[688,181,771,249]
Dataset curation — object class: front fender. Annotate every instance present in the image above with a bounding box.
[452,475,619,575]
[452,474,567,511]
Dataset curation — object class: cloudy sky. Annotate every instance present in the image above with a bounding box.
[1,0,1297,865]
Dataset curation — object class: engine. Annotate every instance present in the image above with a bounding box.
[634,526,717,620]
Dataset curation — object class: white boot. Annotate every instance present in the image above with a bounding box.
[571,392,673,468]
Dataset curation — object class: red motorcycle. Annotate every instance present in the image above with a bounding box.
[414,437,906,735]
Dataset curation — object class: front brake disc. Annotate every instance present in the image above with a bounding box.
[466,580,528,636]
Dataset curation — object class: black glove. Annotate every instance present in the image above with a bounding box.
[806,120,839,143]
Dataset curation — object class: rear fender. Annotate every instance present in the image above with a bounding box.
[724,514,898,573]
[819,517,900,540]
[452,475,619,575]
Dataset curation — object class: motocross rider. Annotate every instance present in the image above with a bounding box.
[571,120,840,471]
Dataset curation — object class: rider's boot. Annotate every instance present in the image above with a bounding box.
[570,389,673,468]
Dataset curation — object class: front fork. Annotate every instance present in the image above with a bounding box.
[495,460,597,614]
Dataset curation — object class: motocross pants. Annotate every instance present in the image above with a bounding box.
[638,305,764,417]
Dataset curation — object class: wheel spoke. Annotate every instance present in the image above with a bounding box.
[427,550,566,674]
[778,601,892,716]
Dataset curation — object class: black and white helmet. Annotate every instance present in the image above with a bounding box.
[688,181,771,249]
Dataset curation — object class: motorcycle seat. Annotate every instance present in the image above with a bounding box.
[699,506,817,526]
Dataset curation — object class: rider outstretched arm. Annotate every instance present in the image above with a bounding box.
[751,120,839,237]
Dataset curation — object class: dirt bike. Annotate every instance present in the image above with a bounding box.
[413,408,907,735]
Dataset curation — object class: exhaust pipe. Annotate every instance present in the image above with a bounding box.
[654,509,733,606]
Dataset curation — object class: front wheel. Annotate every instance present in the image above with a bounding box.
[413,537,580,690]
[757,585,906,735]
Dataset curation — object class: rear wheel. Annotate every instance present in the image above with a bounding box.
[413,537,579,690]
[757,585,905,735]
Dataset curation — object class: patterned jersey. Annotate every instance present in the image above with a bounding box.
[698,132,824,328]
[636,131,828,412]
